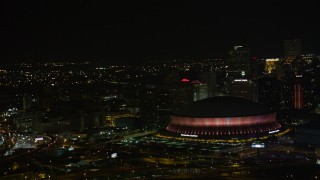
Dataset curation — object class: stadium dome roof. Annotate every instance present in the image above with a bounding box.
[173,96,273,118]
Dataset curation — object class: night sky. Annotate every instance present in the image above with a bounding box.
[0,0,319,64]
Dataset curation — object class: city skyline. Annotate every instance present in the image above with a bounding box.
[2,1,320,179]
[0,1,319,64]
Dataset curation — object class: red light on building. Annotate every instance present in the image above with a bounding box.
[294,84,303,110]
[181,78,190,82]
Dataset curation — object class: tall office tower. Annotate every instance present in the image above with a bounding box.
[284,39,301,58]
[173,78,193,107]
[251,56,260,78]
[226,45,251,78]
[230,79,256,101]
[198,71,217,97]
[157,88,174,129]
[284,39,301,65]
[192,81,208,101]
[23,95,33,111]
[280,83,292,111]
[248,57,265,78]
[140,85,158,130]
[257,77,281,111]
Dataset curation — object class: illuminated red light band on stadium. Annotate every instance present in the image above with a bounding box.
[169,113,276,127]
[166,113,281,136]
[164,96,282,137]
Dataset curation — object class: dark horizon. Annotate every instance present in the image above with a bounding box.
[1,1,319,64]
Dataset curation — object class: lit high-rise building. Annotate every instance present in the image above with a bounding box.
[226,45,251,77]
[265,58,280,74]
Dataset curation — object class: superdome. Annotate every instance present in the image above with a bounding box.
[165,96,281,139]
